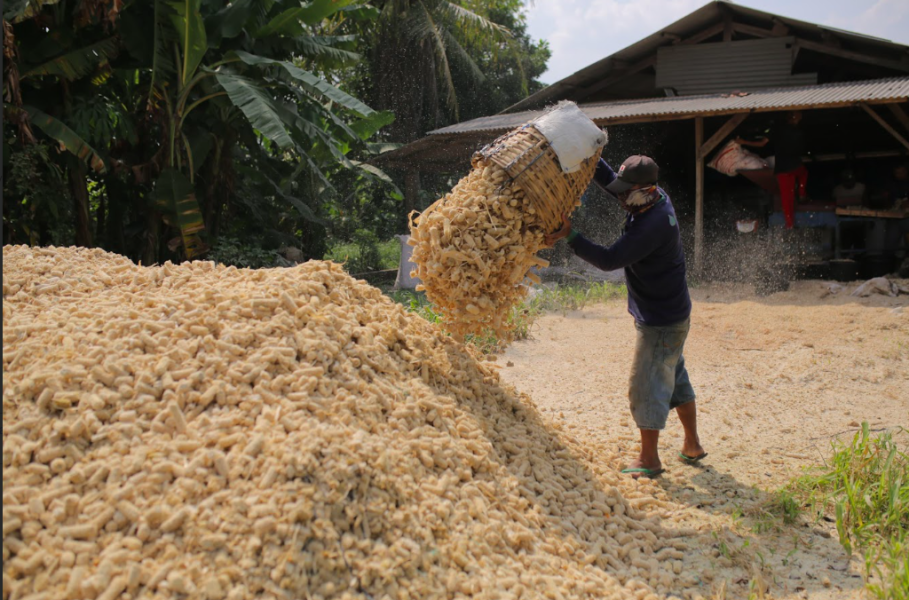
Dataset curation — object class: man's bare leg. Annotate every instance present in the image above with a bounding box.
[626,428,661,479]
[676,401,705,458]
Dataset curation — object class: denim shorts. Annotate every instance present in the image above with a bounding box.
[628,318,696,430]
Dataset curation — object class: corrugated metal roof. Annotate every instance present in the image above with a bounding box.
[503,0,909,114]
[656,37,817,95]
[430,76,909,135]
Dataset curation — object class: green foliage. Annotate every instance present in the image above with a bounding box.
[530,282,628,313]
[2,141,71,246]
[326,233,400,273]
[208,236,281,269]
[788,424,908,599]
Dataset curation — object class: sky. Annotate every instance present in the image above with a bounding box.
[524,0,909,84]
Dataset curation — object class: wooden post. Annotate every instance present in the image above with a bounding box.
[404,169,421,216]
[694,117,704,275]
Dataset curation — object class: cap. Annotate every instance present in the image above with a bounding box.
[606,155,659,194]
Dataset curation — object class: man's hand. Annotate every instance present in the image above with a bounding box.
[544,213,572,247]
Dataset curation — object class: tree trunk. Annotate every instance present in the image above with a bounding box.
[68,156,93,247]
[404,169,421,216]
[104,175,128,254]
[95,185,106,244]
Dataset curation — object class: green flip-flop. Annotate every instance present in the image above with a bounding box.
[678,451,708,463]
[621,467,664,478]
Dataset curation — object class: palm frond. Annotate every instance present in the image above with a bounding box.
[154,167,207,259]
[22,38,119,81]
[418,1,457,120]
[295,36,361,66]
[149,0,178,106]
[440,27,485,85]
[441,2,512,39]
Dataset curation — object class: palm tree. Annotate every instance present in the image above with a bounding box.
[362,0,520,143]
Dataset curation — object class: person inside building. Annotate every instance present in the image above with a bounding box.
[832,168,866,208]
[738,111,808,229]
[544,155,705,479]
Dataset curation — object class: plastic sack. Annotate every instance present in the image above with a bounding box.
[707,140,768,176]
[394,234,421,290]
[532,101,607,173]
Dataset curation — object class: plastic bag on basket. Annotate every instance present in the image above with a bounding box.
[708,140,768,176]
[532,101,607,173]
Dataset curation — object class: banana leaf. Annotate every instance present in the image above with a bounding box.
[154,168,207,259]
[229,50,375,117]
[168,0,208,86]
[22,38,119,81]
[23,105,106,174]
[213,71,294,149]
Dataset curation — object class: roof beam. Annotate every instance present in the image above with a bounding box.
[861,103,909,152]
[795,38,909,72]
[887,103,909,135]
[698,113,750,159]
[731,22,774,38]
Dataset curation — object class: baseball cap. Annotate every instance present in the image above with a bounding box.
[606,155,659,194]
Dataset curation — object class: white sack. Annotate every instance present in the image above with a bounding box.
[531,101,607,173]
[707,140,768,176]
[394,234,421,290]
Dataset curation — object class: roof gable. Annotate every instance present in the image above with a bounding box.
[504,0,909,113]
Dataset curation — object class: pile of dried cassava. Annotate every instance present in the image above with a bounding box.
[3,246,695,600]
[409,159,550,340]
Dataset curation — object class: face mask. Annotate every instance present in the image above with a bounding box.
[618,186,659,212]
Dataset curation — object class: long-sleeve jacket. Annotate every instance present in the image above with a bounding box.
[567,159,692,326]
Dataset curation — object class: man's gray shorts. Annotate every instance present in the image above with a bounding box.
[629,318,696,430]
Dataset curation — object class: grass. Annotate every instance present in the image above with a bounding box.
[325,238,400,273]
[386,281,627,354]
[781,424,908,600]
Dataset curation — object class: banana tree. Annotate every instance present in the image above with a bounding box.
[140,0,393,260]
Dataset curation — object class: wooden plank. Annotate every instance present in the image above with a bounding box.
[795,38,909,72]
[699,113,749,159]
[836,207,909,219]
[887,103,909,135]
[861,103,909,151]
[694,117,704,275]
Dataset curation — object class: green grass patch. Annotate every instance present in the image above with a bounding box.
[386,282,626,354]
[325,236,400,273]
[529,281,627,313]
[787,423,908,599]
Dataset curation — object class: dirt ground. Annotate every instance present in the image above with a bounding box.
[499,280,909,600]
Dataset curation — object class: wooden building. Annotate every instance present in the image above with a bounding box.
[375,1,909,276]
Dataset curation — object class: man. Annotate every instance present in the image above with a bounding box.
[545,155,705,479]
[739,111,808,228]
[832,169,866,208]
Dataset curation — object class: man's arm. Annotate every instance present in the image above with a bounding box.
[592,158,618,193]
[568,224,661,272]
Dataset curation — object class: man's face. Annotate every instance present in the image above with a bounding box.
[788,111,802,125]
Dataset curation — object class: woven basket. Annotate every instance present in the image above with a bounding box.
[473,124,604,232]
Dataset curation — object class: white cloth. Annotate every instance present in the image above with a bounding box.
[531,101,607,173]
[394,235,420,290]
